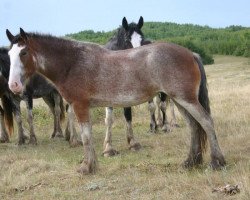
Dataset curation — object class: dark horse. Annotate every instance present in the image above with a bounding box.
[0,47,64,145]
[0,48,14,142]
[6,28,226,174]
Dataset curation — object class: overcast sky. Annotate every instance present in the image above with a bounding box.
[1,0,250,46]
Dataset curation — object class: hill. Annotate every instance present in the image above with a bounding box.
[67,22,250,65]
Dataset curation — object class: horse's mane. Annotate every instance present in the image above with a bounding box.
[0,47,10,78]
[12,32,105,53]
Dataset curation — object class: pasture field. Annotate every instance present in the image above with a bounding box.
[0,55,250,199]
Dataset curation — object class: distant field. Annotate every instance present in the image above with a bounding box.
[0,55,249,199]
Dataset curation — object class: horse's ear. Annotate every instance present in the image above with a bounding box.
[20,28,28,42]
[6,29,14,42]
[137,16,144,29]
[122,17,129,31]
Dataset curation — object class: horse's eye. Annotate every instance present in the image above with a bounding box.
[20,51,28,56]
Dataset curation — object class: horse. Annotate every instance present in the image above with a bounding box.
[0,48,14,142]
[0,47,65,145]
[65,16,178,154]
[6,28,226,174]
[104,16,180,156]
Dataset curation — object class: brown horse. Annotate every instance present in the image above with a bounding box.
[6,28,226,174]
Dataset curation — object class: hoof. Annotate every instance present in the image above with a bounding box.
[182,156,203,169]
[103,149,119,157]
[129,142,141,151]
[51,131,64,138]
[77,165,91,175]
[148,127,158,134]
[17,135,29,145]
[0,137,9,143]
[64,129,70,141]
[149,124,158,133]
[182,160,195,169]
[69,139,83,147]
[28,136,37,145]
[156,120,163,127]
[171,123,180,128]
[210,157,226,170]
[162,124,171,132]
[77,162,97,174]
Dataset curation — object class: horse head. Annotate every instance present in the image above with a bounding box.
[119,16,145,48]
[6,28,36,94]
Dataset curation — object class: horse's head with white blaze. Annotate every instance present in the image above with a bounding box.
[119,16,145,49]
[6,28,36,94]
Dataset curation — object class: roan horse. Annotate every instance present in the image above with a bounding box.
[103,16,177,156]
[66,16,178,154]
[6,28,226,174]
[0,47,64,145]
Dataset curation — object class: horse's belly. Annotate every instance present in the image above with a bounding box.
[90,93,154,107]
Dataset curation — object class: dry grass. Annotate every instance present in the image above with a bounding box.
[0,55,250,200]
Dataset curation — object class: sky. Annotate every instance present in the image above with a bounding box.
[1,0,250,46]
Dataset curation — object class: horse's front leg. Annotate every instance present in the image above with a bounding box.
[73,102,97,174]
[24,96,37,145]
[12,97,28,145]
[103,107,119,156]
[43,94,63,138]
[51,93,64,138]
[0,106,9,143]
[124,107,141,151]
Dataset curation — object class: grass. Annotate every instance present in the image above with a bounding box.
[0,55,250,199]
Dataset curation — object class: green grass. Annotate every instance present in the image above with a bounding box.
[0,55,250,199]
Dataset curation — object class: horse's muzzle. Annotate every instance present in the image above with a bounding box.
[8,81,23,94]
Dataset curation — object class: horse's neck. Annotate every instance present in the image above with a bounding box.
[35,40,105,83]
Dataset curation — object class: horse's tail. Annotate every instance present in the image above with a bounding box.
[194,53,210,152]
[1,95,14,136]
[59,94,65,122]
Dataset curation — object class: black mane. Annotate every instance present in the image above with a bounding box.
[11,32,70,46]
[0,47,10,79]
[105,22,145,50]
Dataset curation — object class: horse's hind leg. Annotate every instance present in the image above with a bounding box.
[174,102,204,167]
[24,96,37,145]
[169,99,179,128]
[148,100,157,133]
[160,93,171,132]
[0,106,9,143]
[174,99,226,169]
[103,107,119,157]
[124,107,141,151]
[66,104,81,147]
[155,95,163,127]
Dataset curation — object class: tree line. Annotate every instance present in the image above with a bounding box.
[67,22,250,65]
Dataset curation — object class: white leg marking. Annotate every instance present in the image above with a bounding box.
[80,122,97,173]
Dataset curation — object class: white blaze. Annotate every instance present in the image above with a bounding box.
[131,32,142,48]
[8,44,25,89]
